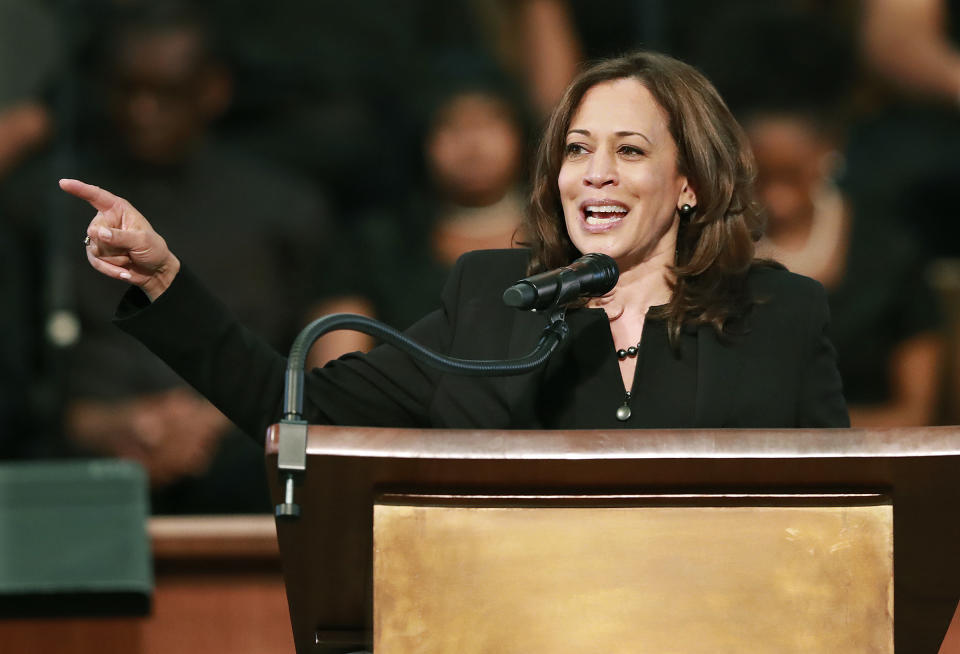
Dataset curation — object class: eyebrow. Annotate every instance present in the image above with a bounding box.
[567,128,653,145]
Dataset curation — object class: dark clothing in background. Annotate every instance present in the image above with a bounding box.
[0,0,60,106]
[844,106,960,258]
[568,0,858,68]
[204,0,507,212]
[113,249,849,445]
[343,196,457,332]
[827,215,942,407]
[0,223,33,457]
[844,0,960,258]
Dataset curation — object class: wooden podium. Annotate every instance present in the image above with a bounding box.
[265,426,960,654]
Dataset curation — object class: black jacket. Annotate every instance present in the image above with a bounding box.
[116,249,849,443]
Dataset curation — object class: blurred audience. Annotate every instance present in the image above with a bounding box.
[845,0,960,258]
[518,0,861,113]
[862,0,960,104]
[197,0,575,214]
[328,57,531,352]
[1,2,345,512]
[0,222,34,458]
[0,0,57,175]
[0,0,60,456]
[6,0,960,488]
[704,6,944,427]
[481,0,581,116]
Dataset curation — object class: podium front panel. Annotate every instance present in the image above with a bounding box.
[373,494,893,654]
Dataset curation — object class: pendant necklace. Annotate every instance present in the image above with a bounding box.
[616,393,632,421]
[615,340,641,422]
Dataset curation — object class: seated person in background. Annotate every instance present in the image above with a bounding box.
[861,0,960,108]
[0,0,58,456]
[313,57,532,363]
[65,51,848,435]
[749,115,942,427]
[700,6,944,427]
[425,63,530,268]
[0,223,33,457]
[845,0,960,259]
[0,0,55,179]
[4,2,345,512]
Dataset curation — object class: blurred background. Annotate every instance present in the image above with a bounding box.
[2,0,960,516]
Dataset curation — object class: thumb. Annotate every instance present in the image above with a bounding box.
[91,224,153,253]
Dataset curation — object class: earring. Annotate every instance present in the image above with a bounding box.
[678,204,695,219]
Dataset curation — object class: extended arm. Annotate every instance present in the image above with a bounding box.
[847,332,943,427]
[862,0,960,103]
[63,178,453,442]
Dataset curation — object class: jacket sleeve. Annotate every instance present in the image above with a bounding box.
[115,261,465,444]
[797,280,851,428]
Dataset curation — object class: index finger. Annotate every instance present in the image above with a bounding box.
[59,178,122,213]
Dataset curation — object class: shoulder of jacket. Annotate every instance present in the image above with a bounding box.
[748,262,825,300]
[744,263,830,333]
[454,249,532,284]
[456,248,531,267]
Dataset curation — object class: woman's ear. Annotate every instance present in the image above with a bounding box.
[678,178,697,211]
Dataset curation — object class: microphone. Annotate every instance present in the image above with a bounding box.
[502,253,619,311]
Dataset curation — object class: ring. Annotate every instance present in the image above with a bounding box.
[83,235,91,247]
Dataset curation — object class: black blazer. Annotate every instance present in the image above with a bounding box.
[116,249,849,443]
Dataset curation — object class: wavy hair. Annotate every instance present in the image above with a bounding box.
[519,51,763,343]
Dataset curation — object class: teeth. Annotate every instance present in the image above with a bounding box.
[585,205,627,214]
[586,215,622,225]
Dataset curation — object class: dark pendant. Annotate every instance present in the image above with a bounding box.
[616,391,632,422]
[617,349,628,360]
[627,346,638,357]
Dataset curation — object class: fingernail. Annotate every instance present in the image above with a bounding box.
[119,271,131,280]
[98,227,111,240]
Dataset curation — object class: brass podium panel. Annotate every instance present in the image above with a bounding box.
[373,496,893,654]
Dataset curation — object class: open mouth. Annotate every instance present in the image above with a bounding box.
[583,202,629,226]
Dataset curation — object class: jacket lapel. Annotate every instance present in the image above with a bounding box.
[693,324,742,428]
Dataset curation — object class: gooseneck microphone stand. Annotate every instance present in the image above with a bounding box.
[274,309,570,518]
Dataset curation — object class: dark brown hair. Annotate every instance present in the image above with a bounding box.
[520,51,763,343]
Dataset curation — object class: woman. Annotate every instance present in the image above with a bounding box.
[63,52,849,442]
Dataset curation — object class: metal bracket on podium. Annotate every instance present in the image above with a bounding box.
[275,418,308,519]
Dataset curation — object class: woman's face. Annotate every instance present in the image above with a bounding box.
[427,92,523,207]
[558,78,695,270]
[746,115,831,230]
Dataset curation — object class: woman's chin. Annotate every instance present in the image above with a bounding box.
[570,232,621,259]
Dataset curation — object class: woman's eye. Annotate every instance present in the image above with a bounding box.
[619,145,645,157]
[564,143,587,156]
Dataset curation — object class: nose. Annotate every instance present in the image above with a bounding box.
[583,150,617,188]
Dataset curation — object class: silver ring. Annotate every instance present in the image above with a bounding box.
[83,235,91,247]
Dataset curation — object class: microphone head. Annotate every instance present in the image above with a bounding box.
[502,282,538,309]
[502,253,619,311]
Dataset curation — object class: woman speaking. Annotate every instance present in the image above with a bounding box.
[62,51,849,441]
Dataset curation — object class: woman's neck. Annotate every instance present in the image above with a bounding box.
[590,247,674,321]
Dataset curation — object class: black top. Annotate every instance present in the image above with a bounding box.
[827,215,941,405]
[114,249,849,442]
[620,315,697,427]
